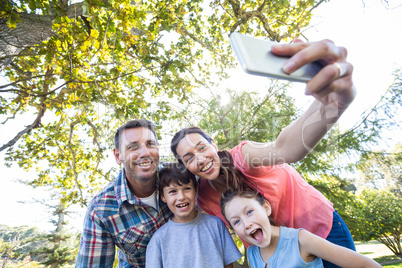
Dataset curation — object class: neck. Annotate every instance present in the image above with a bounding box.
[125,174,156,198]
[259,226,280,261]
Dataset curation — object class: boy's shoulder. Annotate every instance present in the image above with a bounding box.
[200,212,223,223]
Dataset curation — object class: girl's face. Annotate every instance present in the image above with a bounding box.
[224,196,273,248]
[175,133,221,181]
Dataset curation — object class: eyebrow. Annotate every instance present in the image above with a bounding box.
[182,141,203,160]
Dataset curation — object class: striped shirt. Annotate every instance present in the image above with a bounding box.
[75,169,173,268]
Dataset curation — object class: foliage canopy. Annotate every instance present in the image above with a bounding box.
[0,0,327,206]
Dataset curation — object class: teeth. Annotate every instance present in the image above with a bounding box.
[177,203,189,208]
[139,162,151,166]
[201,161,213,172]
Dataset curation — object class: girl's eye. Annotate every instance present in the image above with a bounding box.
[233,220,240,226]
[247,210,253,215]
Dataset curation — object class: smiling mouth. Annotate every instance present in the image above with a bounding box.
[176,203,189,208]
[200,161,213,172]
[136,159,154,167]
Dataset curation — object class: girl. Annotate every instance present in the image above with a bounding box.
[171,39,357,268]
[220,188,381,268]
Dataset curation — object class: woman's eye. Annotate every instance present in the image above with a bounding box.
[199,145,206,151]
[184,156,193,164]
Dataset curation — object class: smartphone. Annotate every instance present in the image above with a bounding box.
[229,32,322,82]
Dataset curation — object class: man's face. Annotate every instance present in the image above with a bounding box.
[114,127,159,184]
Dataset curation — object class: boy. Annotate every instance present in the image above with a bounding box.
[145,163,242,268]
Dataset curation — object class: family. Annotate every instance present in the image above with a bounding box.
[75,39,381,267]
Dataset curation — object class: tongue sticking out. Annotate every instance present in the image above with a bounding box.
[252,229,264,242]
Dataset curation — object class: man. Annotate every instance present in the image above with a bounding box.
[76,119,173,267]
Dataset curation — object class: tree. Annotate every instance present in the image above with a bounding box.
[175,81,297,150]
[28,200,77,267]
[353,189,402,257]
[0,225,45,267]
[1,0,327,207]
[356,145,402,197]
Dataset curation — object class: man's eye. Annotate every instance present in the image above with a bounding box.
[148,141,157,147]
[128,144,139,150]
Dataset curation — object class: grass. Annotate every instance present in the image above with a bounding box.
[356,240,402,267]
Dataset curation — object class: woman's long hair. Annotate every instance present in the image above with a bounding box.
[217,150,248,192]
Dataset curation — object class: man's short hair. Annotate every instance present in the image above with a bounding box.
[114,119,157,150]
[159,163,198,196]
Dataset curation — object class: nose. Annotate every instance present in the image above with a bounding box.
[195,152,206,164]
[138,144,151,157]
[244,218,252,230]
[177,190,185,200]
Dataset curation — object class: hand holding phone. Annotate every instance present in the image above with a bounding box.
[230,32,322,82]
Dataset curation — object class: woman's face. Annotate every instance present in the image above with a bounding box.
[175,133,221,181]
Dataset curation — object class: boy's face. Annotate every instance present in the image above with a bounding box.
[224,196,273,248]
[162,181,198,223]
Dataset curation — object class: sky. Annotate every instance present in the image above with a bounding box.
[1,0,401,233]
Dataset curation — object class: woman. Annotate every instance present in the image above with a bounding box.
[170,39,356,268]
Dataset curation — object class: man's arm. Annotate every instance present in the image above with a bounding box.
[241,39,356,166]
[75,209,116,267]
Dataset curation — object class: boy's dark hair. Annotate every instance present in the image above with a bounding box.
[220,188,276,226]
[159,162,198,196]
[114,119,157,150]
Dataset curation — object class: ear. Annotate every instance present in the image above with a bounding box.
[161,195,166,203]
[113,148,122,165]
[263,201,272,217]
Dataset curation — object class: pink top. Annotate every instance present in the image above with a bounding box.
[196,140,334,241]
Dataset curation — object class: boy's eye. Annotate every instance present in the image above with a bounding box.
[168,190,176,194]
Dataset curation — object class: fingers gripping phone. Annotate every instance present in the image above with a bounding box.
[229,32,322,82]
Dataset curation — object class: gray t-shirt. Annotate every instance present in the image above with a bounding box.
[145,211,242,267]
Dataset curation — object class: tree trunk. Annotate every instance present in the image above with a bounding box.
[0,14,55,71]
[0,1,85,71]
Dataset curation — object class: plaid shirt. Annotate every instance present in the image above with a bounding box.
[75,169,173,268]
